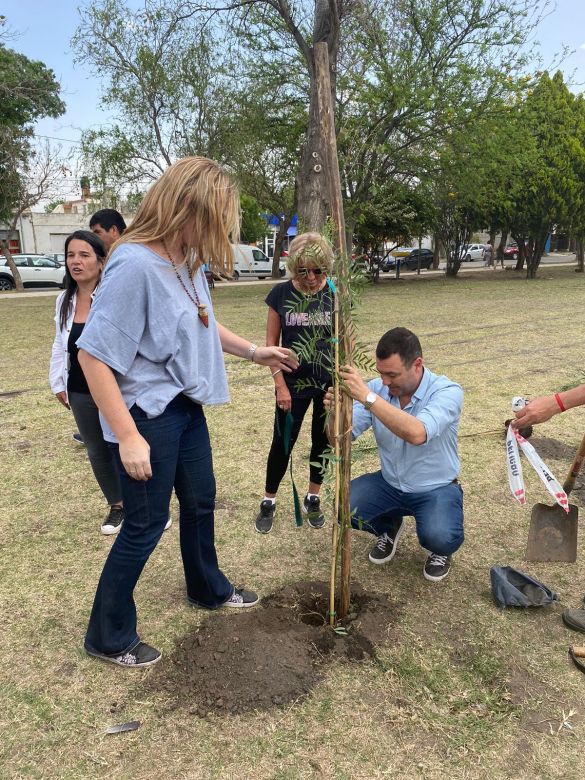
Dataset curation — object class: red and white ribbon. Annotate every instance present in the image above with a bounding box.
[506,397,569,513]
[506,423,526,505]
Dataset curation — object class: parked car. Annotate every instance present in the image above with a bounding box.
[459,243,486,262]
[381,248,434,271]
[231,245,286,280]
[503,244,520,260]
[402,248,434,270]
[0,254,66,290]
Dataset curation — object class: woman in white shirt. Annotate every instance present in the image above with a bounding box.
[49,230,125,535]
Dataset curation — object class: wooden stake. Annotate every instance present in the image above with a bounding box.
[314,42,353,619]
[328,289,341,626]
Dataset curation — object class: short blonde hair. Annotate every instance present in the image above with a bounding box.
[115,157,240,275]
[287,232,334,276]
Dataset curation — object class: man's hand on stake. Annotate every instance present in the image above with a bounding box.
[339,364,369,404]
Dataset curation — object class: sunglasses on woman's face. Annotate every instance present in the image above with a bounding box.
[297,267,324,277]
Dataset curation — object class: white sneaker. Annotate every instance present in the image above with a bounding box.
[164,514,172,531]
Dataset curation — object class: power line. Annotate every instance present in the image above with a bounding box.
[35,134,83,145]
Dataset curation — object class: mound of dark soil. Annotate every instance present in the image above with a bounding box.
[148,580,399,716]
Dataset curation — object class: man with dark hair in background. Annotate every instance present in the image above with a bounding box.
[89,209,127,251]
[325,327,464,581]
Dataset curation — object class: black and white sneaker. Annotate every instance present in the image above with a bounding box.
[368,520,404,564]
[303,494,325,529]
[85,641,161,668]
[164,514,173,531]
[222,587,260,608]
[101,506,124,535]
[423,553,452,581]
[255,500,275,534]
[72,432,84,445]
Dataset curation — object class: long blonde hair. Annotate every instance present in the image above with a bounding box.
[116,157,240,275]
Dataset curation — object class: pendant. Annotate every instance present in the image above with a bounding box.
[198,304,209,328]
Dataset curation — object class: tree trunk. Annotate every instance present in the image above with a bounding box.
[0,223,25,292]
[488,228,497,267]
[297,0,340,232]
[445,255,462,276]
[0,244,24,291]
[297,77,329,231]
[496,230,507,267]
[432,233,441,269]
[272,215,292,278]
[525,234,547,279]
[514,239,525,271]
[576,238,584,273]
[344,219,355,261]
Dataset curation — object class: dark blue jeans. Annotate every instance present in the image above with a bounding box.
[85,394,233,656]
[350,471,464,556]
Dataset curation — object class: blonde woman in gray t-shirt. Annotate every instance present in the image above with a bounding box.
[78,157,298,668]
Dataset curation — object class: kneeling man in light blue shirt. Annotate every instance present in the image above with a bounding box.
[326,327,464,582]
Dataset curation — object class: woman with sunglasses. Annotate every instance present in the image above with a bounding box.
[255,232,335,534]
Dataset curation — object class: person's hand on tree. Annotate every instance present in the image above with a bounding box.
[339,364,369,404]
[324,386,336,444]
[254,346,299,372]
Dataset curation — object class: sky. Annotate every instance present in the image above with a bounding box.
[3,0,585,199]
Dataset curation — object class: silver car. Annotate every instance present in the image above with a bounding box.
[0,254,66,290]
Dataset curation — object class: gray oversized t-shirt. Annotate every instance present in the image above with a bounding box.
[77,243,229,442]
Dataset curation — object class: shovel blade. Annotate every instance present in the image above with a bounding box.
[526,502,578,562]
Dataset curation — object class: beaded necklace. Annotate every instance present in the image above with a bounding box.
[162,238,209,327]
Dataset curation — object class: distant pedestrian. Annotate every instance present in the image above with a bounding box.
[482,242,493,267]
[89,209,127,252]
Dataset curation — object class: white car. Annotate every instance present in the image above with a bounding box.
[459,244,486,262]
[0,254,66,290]
[231,245,286,280]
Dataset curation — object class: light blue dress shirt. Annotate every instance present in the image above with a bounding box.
[352,367,463,493]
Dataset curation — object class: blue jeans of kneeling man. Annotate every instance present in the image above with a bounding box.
[84,394,233,657]
[350,470,464,555]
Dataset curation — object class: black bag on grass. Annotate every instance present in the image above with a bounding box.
[490,566,558,609]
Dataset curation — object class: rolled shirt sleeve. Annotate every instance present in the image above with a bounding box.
[416,383,464,444]
[76,248,147,375]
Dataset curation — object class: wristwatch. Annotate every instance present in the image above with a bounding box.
[363,391,377,410]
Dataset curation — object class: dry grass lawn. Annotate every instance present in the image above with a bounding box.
[2,266,585,779]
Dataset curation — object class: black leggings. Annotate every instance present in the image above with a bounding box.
[264,393,330,494]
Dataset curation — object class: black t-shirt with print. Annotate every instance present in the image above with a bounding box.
[265,280,334,398]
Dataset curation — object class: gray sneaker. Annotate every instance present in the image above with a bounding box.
[222,587,259,608]
[423,553,452,581]
[303,494,325,529]
[368,520,405,564]
[255,500,275,534]
[85,641,161,668]
[562,609,585,633]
